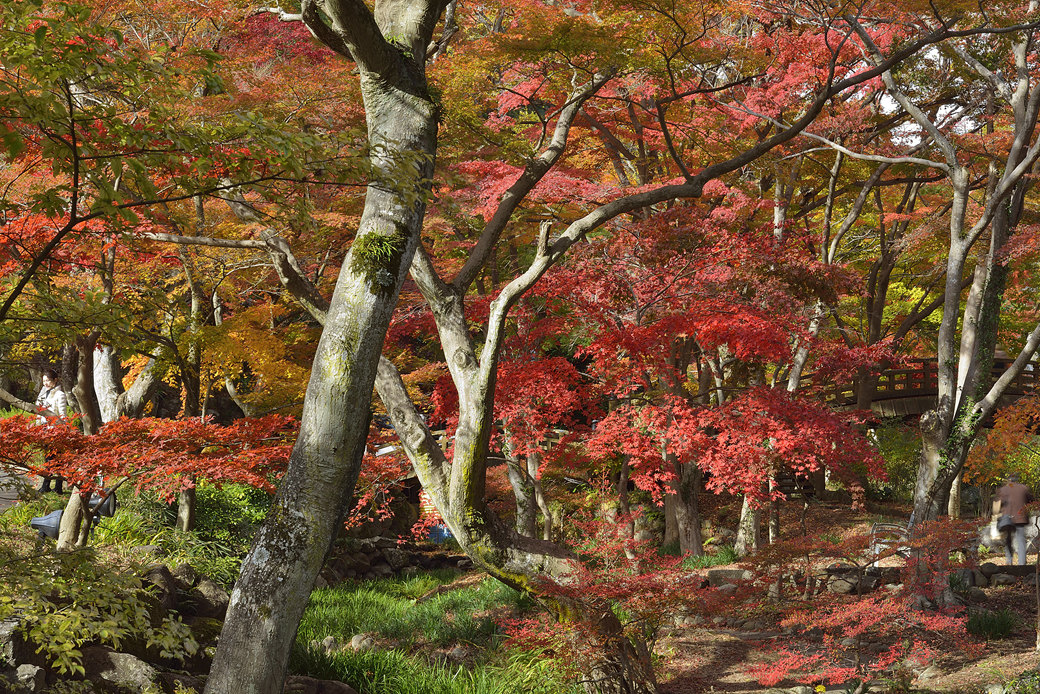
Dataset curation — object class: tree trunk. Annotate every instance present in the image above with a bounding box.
[673,463,703,557]
[505,448,537,537]
[662,493,679,549]
[734,495,761,557]
[93,345,124,423]
[577,606,658,694]
[948,472,962,519]
[176,486,196,532]
[204,7,443,691]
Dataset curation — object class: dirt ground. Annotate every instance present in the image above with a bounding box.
[653,499,1040,694]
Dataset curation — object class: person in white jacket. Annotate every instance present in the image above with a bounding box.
[35,369,68,493]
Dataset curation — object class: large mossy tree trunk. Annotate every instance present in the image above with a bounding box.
[203,3,445,693]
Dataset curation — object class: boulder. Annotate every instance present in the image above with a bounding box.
[16,664,44,692]
[968,587,987,602]
[973,569,988,587]
[159,672,205,694]
[350,634,374,652]
[80,646,159,693]
[171,563,198,591]
[827,575,857,594]
[194,579,230,620]
[0,619,41,668]
[990,573,1018,586]
[284,675,359,694]
[382,547,412,571]
[142,563,178,611]
[980,562,1000,578]
[707,568,752,587]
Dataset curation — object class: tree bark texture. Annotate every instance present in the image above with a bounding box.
[204,2,445,691]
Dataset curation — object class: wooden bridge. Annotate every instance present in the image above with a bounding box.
[818,358,1039,419]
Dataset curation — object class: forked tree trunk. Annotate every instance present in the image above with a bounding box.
[203,7,442,691]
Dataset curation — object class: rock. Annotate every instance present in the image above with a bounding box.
[16,664,44,692]
[190,618,224,646]
[314,574,330,590]
[81,646,159,692]
[456,557,473,570]
[717,583,737,594]
[171,563,198,591]
[951,568,974,589]
[0,619,41,668]
[382,547,412,571]
[693,615,707,626]
[990,573,1017,586]
[350,552,371,573]
[968,587,988,602]
[744,620,767,631]
[142,563,178,611]
[194,579,230,620]
[712,617,727,626]
[827,575,857,594]
[985,684,1009,694]
[840,637,857,648]
[788,687,814,694]
[707,568,752,587]
[131,544,163,557]
[980,562,1000,578]
[370,564,394,578]
[321,636,339,653]
[917,665,942,680]
[973,569,988,587]
[449,646,469,662]
[350,634,375,651]
[159,672,205,694]
[284,675,359,694]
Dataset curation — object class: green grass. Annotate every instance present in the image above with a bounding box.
[299,573,531,650]
[288,643,581,694]
[291,572,579,694]
[967,608,1017,640]
[682,544,738,569]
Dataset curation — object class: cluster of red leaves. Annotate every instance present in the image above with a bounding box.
[745,518,981,688]
[0,413,296,498]
[503,509,693,676]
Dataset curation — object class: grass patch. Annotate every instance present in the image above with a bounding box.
[291,572,579,694]
[682,544,738,569]
[967,608,1017,640]
[300,573,527,650]
[288,642,581,694]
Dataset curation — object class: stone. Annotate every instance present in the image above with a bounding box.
[159,673,204,694]
[314,574,329,590]
[712,617,727,626]
[744,620,767,631]
[985,685,1009,694]
[840,637,857,648]
[370,564,394,578]
[449,646,469,662]
[951,568,974,589]
[16,664,44,692]
[990,573,1017,586]
[0,619,41,668]
[351,634,375,651]
[81,646,159,692]
[968,587,988,602]
[350,552,371,573]
[130,544,163,557]
[284,675,359,694]
[973,569,988,587]
[142,563,178,611]
[717,583,737,594]
[171,563,198,591]
[321,636,339,653]
[382,547,412,571]
[194,579,230,620]
[707,568,752,587]
[788,687,814,694]
[980,562,1000,578]
[827,575,857,594]
[917,665,942,681]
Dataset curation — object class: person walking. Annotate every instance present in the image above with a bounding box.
[35,369,67,494]
[995,473,1033,565]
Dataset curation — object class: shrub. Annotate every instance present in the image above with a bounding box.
[966,608,1017,640]
[0,526,198,674]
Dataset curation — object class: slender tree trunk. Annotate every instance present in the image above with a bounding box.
[734,495,761,557]
[673,462,703,556]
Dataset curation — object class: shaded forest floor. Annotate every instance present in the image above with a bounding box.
[654,499,1040,693]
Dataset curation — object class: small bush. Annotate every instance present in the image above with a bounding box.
[967,608,1017,640]
[683,544,737,569]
